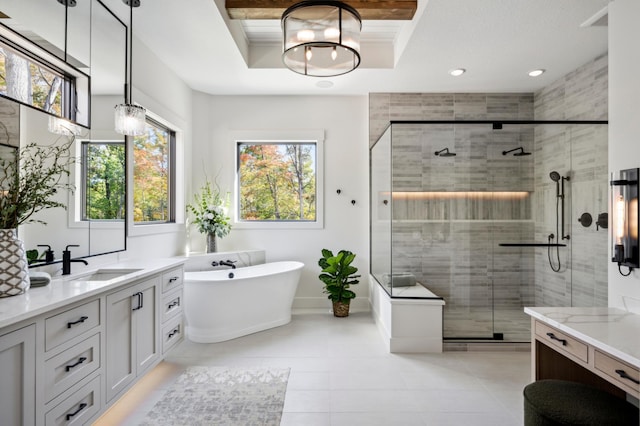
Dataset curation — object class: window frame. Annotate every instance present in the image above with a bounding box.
[232,130,324,230]
[132,116,177,226]
[80,140,126,222]
[0,26,89,127]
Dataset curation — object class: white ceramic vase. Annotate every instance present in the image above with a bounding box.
[0,229,30,297]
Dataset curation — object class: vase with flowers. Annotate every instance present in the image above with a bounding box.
[186,180,231,253]
[0,137,75,297]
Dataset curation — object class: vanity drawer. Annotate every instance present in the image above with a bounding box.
[162,288,183,323]
[45,300,100,352]
[535,321,588,363]
[162,267,183,293]
[44,333,100,403]
[594,350,640,397]
[162,316,183,354]
[45,375,101,426]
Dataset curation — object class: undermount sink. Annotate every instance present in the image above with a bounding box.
[74,269,143,282]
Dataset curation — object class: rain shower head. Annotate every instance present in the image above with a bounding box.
[435,148,456,157]
[502,147,531,156]
[550,171,561,182]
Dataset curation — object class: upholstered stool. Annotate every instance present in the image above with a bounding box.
[523,380,639,425]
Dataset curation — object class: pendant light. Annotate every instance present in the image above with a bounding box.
[281,0,362,77]
[114,0,146,136]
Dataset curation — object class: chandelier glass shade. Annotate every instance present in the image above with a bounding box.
[282,0,361,77]
[114,104,146,136]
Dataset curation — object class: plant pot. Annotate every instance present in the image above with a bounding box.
[0,229,30,297]
[332,301,350,317]
[206,233,217,253]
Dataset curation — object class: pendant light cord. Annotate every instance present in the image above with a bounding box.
[64,3,68,62]
[128,0,134,105]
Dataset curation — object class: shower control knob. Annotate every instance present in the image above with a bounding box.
[578,212,593,228]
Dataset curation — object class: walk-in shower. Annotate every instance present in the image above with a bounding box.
[370,120,608,343]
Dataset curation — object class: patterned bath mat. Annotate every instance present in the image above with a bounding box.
[140,367,290,426]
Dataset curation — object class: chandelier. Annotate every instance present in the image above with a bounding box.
[281,0,362,77]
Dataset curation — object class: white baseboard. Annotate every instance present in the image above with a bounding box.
[293,297,370,312]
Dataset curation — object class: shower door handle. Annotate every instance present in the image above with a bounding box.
[546,332,567,346]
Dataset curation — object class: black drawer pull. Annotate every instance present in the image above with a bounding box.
[167,300,180,310]
[67,316,88,329]
[546,332,567,346]
[65,357,87,372]
[615,369,640,385]
[168,276,179,283]
[168,326,180,339]
[66,403,87,421]
[132,292,143,311]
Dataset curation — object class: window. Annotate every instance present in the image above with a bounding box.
[0,38,75,119]
[237,141,318,223]
[133,118,175,224]
[81,141,125,221]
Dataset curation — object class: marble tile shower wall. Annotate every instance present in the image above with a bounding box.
[532,53,608,307]
[369,93,534,147]
[389,124,535,313]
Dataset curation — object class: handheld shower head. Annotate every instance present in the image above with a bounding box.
[549,171,561,182]
[435,148,456,157]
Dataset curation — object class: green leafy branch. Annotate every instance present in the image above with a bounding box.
[0,137,75,229]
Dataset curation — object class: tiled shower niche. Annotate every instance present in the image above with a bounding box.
[370,121,608,342]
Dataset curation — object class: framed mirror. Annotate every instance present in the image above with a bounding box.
[0,0,127,263]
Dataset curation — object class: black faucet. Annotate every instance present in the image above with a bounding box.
[37,244,55,263]
[62,245,89,275]
[218,259,237,269]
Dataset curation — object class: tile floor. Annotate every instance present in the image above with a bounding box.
[95,310,531,425]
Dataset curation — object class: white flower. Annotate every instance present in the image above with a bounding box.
[206,213,214,220]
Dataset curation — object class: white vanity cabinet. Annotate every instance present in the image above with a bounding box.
[41,298,103,425]
[160,266,184,354]
[0,259,185,425]
[105,276,160,403]
[0,324,36,426]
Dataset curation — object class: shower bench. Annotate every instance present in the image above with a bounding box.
[370,276,445,353]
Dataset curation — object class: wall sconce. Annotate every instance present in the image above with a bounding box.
[610,168,639,276]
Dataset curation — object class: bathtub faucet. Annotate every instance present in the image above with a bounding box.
[219,259,237,269]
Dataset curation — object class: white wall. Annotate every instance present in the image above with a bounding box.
[190,94,370,309]
[608,0,640,313]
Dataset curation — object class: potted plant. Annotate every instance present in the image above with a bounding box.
[0,138,75,297]
[318,249,361,317]
[186,180,231,253]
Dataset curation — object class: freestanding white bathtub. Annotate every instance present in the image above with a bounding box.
[183,261,304,343]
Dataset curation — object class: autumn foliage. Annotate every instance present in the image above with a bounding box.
[238,143,316,221]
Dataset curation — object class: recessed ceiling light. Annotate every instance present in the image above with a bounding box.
[449,68,466,77]
[528,69,545,77]
[316,80,334,89]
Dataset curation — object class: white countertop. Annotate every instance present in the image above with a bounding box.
[525,306,640,368]
[0,258,185,330]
